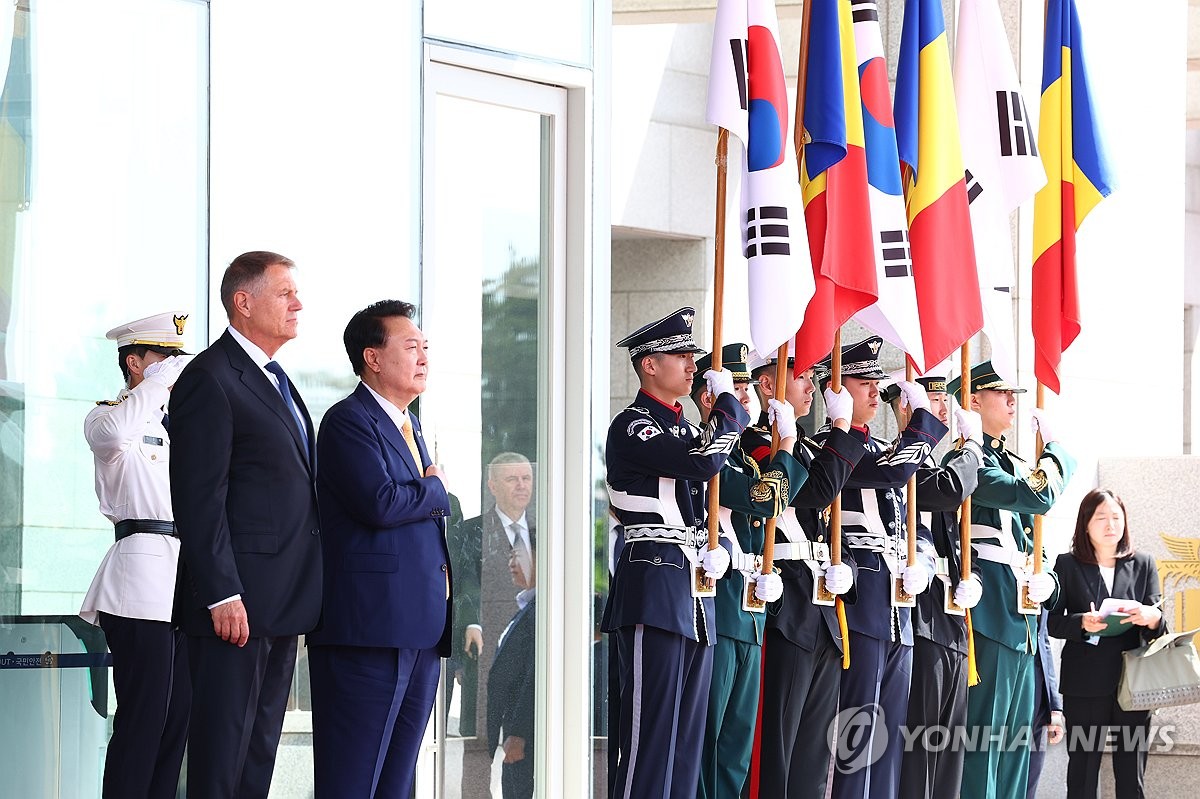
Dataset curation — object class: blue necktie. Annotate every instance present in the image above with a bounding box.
[265,361,309,452]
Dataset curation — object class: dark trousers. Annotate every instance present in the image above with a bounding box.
[1027,666,1051,799]
[98,613,189,799]
[699,636,760,799]
[899,637,968,799]
[608,631,623,799]
[1062,693,1151,799]
[186,634,297,799]
[310,644,441,798]
[612,624,713,799]
[751,628,842,798]
[831,632,912,799]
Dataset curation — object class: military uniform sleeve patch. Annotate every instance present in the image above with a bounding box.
[637,425,661,441]
[627,417,662,441]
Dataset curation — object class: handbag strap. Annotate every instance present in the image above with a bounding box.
[1142,626,1200,658]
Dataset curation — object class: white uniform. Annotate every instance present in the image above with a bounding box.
[79,378,179,625]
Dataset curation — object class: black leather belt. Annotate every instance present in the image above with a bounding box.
[114,519,177,541]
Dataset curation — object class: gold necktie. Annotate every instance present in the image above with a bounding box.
[400,416,423,470]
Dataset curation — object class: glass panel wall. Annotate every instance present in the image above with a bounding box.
[0,0,208,795]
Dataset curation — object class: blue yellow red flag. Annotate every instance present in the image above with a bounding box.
[894,0,983,371]
[792,0,877,375]
[1032,0,1113,394]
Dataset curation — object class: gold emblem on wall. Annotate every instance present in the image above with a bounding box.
[1158,534,1200,631]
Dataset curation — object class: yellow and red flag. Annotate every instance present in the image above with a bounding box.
[1032,0,1113,393]
[792,0,877,374]
[894,0,983,371]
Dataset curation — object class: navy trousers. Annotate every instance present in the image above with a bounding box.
[899,637,968,799]
[99,613,189,799]
[186,634,297,799]
[831,633,913,799]
[612,624,713,799]
[310,644,441,799]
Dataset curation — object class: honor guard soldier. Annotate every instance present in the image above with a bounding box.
[814,336,946,799]
[601,307,749,799]
[690,344,808,799]
[949,362,1075,799]
[79,312,193,799]
[743,347,865,799]
[888,375,985,799]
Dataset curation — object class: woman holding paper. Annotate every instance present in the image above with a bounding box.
[1048,488,1165,798]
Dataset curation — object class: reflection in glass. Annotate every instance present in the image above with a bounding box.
[427,93,545,798]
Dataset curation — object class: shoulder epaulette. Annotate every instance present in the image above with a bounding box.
[95,399,123,407]
[801,433,823,451]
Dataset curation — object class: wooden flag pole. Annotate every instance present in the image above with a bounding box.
[1032,382,1046,575]
[959,343,973,577]
[758,345,791,579]
[905,362,918,569]
[700,128,732,596]
[960,342,980,686]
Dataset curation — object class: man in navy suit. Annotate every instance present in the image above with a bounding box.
[308,299,454,798]
[170,251,323,798]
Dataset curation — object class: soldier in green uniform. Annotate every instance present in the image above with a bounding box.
[948,361,1076,799]
[691,344,809,799]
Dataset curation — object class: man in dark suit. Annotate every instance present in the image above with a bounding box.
[449,451,535,797]
[308,299,454,798]
[169,251,323,798]
[487,544,537,799]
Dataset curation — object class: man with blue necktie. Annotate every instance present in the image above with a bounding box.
[170,251,322,799]
[308,299,454,798]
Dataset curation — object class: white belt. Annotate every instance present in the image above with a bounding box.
[972,542,1030,571]
[730,552,762,572]
[933,557,950,577]
[624,525,703,549]
[774,541,830,563]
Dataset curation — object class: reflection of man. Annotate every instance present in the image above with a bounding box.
[450,452,535,797]
[169,251,322,799]
[80,312,192,799]
[308,299,453,797]
[487,545,537,799]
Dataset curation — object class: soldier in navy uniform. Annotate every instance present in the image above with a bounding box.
[815,336,946,799]
[742,348,865,799]
[948,362,1074,799]
[888,374,985,799]
[601,307,749,799]
[79,312,193,799]
[689,344,808,799]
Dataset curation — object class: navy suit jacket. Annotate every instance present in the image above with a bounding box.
[308,383,454,656]
[169,330,322,638]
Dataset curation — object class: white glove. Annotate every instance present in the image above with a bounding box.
[767,399,798,441]
[953,406,984,447]
[701,545,730,580]
[705,368,735,399]
[1031,408,1056,444]
[823,562,853,595]
[753,571,784,603]
[142,355,194,388]
[903,561,931,595]
[823,387,854,424]
[954,574,983,609]
[1026,571,1056,604]
[895,380,930,413]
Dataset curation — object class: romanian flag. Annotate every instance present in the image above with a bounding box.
[792,0,877,374]
[851,0,924,370]
[706,0,814,356]
[1032,0,1113,394]
[894,0,983,371]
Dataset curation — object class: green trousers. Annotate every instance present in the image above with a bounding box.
[961,634,1035,799]
[699,636,760,799]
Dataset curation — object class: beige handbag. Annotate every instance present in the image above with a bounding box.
[1117,627,1200,711]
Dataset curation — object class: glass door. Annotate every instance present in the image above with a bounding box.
[419,59,566,799]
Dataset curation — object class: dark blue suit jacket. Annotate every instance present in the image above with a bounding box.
[170,331,322,637]
[308,383,454,655]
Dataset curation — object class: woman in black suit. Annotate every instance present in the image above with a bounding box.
[1048,488,1165,799]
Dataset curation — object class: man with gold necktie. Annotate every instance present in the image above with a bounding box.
[307,299,454,798]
